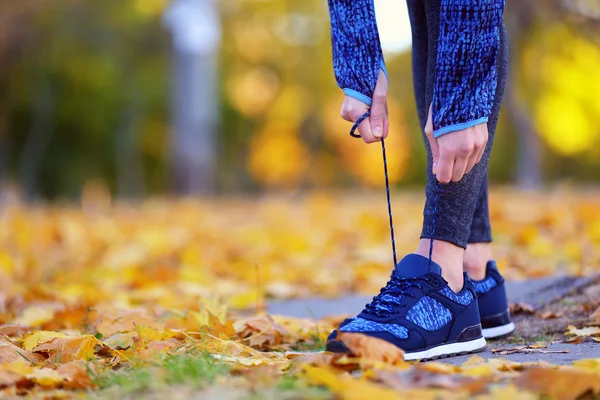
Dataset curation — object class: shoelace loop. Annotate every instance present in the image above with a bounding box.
[363,273,424,317]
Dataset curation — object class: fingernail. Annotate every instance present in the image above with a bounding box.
[374,126,382,138]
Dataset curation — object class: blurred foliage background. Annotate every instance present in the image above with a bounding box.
[1,0,600,199]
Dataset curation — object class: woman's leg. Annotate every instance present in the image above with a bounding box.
[464,179,493,280]
[415,0,508,291]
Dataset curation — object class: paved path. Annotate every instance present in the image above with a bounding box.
[268,275,600,364]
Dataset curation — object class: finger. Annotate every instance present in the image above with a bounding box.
[424,104,439,173]
[357,115,377,143]
[436,150,453,184]
[452,156,468,182]
[382,117,389,139]
[369,92,387,139]
[475,131,488,165]
[465,151,478,175]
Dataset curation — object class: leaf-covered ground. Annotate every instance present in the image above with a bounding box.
[0,188,599,399]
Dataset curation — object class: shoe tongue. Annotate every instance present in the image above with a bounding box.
[394,254,442,278]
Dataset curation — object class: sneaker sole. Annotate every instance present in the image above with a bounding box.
[404,337,487,361]
[482,322,515,339]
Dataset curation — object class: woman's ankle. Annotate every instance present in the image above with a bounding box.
[463,242,492,280]
[415,239,464,293]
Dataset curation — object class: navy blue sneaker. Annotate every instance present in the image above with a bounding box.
[472,261,515,338]
[326,254,486,361]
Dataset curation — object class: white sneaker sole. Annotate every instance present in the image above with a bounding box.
[482,322,515,339]
[404,337,487,361]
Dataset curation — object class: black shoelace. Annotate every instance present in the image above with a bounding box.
[362,272,423,317]
[349,111,439,269]
[349,110,440,318]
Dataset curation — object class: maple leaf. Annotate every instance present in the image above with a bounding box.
[29,334,97,362]
[234,315,289,349]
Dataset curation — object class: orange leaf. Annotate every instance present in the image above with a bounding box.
[515,367,600,400]
[336,331,405,365]
[0,339,44,364]
[234,315,289,349]
[56,361,94,390]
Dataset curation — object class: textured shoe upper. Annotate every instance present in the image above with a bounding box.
[338,255,478,346]
[472,260,509,318]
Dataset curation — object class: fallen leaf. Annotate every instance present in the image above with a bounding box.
[590,306,600,325]
[0,339,44,364]
[96,310,160,337]
[56,361,94,390]
[0,324,30,338]
[377,368,490,395]
[23,331,67,352]
[27,368,63,388]
[536,310,564,319]
[572,358,600,373]
[509,303,535,314]
[515,367,600,400]
[462,355,485,366]
[336,331,405,365]
[13,306,56,328]
[302,365,400,400]
[32,335,98,362]
[566,325,600,337]
[292,352,344,369]
[234,315,289,349]
[101,332,136,349]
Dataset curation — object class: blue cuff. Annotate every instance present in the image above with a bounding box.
[433,117,489,138]
[380,60,389,84]
[343,89,372,106]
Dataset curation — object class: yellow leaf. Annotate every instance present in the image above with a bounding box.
[199,297,228,325]
[0,360,35,376]
[572,358,600,373]
[33,335,97,361]
[13,306,55,328]
[565,325,600,337]
[302,365,401,400]
[23,331,67,352]
[515,367,600,400]
[27,368,64,388]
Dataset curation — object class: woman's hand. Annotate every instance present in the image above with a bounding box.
[425,104,488,184]
[340,70,389,144]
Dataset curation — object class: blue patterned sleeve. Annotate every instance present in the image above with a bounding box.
[432,0,505,138]
[328,0,387,106]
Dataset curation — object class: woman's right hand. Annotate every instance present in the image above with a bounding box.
[340,70,389,144]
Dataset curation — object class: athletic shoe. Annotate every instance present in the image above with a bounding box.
[328,260,516,341]
[326,254,486,361]
[472,261,515,338]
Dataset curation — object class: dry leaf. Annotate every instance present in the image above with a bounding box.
[509,303,535,314]
[590,306,600,325]
[537,310,564,319]
[32,335,97,362]
[56,361,94,390]
[566,325,600,337]
[491,346,568,356]
[0,339,44,364]
[336,331,405,365]
[515,367,600,400]
[234,315,289,349]
[0,325,30,338]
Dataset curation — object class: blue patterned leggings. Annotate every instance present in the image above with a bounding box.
[407,0,508,248]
